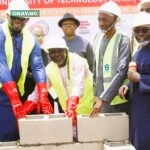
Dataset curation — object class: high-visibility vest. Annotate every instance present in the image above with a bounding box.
[46,53,94,114]
[94,32,128,105]
[0,22,35,95]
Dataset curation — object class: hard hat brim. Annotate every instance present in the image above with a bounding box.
[96,10,121,22]
[132,24,150,29]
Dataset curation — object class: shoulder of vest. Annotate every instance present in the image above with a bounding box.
[68,52,78,57]
[23,27,32,35]
[45,61,55,70]
[69,52,86,63]
[116,32,129,39]
[94,32,102,38]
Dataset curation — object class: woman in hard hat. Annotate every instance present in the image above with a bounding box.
[90,0,131,117]
[0,0,53,142]
[119,12,150,150]
[23,36,94,126]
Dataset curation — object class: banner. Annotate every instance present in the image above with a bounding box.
[0,0,140,10]
[0,0,140,47]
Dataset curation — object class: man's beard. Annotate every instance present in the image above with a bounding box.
[9,27,21,36]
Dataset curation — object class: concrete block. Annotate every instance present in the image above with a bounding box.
[19,142,103,150]
[0,141,18,150]
[103,141,136,150]
[77,113,129,142]
[18,114,73,145]
[0,146,18,150]
[51,142,103,150]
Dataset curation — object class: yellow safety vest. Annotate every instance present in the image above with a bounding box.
[0,22,35,95]
[46,53,94,114]
[94,32,127,105]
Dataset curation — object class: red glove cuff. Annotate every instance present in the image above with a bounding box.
[36,82,53,114]
[23,101,37,115]
[66,96,79,109]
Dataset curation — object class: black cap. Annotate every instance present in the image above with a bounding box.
[58,13,80,27]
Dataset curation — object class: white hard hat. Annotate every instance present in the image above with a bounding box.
[138,0,150,11]
[7,0,29,16]
[132,12,150,29]
[97,1,121,21]
[45,35,68,50]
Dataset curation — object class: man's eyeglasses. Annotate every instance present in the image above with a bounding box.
[10,16,26,21]
[49,48,66,55]
[140,8,150,13]
[133,27,150,34]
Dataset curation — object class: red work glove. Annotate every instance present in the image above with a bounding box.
[65,96,79,125]
[23,100,37,115]
[2,81,26,119]
[36,82,53,114]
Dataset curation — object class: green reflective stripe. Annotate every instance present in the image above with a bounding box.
[110,34,128,105]
[103,33,121,79]
[110,95,127,105]
[2,23,13,69]
[93,32,104,77]
[17,27,35,95]
[110,78,128,105]
[46,61,68,111]
[103,81,128,105]
[103,77,112,82]
[103,33,122,83]
[111,33,122,77]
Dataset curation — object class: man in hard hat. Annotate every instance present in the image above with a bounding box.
[90,1,131,117]
[131,0,150,55]
[119,12,150,150]
[0,0,53,142]
[58,12,94,72]
[138,0,150,13]
[24,36,94,126]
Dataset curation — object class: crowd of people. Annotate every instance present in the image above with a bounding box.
[0,0,149,149]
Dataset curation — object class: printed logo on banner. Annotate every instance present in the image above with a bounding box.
[29,20,49,36]
[78,20,90,34]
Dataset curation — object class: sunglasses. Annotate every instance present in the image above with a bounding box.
[49,48,66,55]
[140,8,150,13]
[133,27,150,34]
[10,16,26,21]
